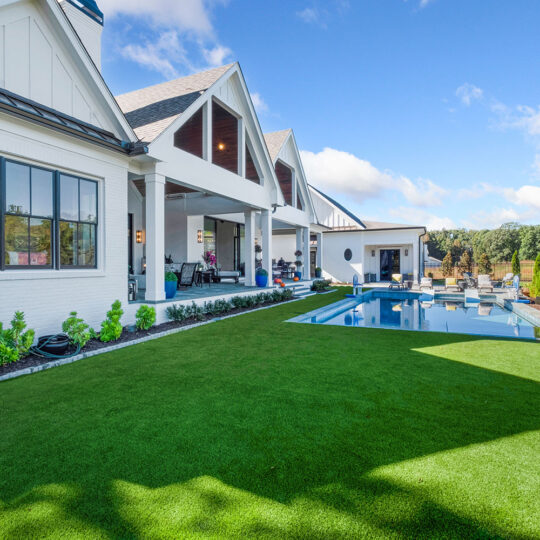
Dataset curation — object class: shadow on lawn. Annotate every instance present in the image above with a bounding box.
[1,296,538,538]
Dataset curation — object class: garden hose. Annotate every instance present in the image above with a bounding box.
[29,334,81,360]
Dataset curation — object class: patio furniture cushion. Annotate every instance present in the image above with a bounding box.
[446,278,457,286]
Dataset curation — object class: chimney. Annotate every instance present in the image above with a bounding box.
[59,0,104,70]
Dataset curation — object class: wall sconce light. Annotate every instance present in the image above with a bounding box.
[217,142,226,151]
[371,250,375,257]
[136,230,143,243]
[197,229,203,243]
[405,249,409,256]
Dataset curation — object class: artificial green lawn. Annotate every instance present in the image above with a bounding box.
[1,290,539,539]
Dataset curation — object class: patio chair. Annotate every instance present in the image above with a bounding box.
[177,262,198,288]
[419,276,433,290]
[502,273,514,288]
[444,277,462,292]
[389,274,404,290]
[477,274,493,293]
[462,272,477,289]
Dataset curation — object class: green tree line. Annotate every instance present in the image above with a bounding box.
[425,222,540,264]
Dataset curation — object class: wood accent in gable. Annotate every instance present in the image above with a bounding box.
[173,107,203,158]
[275,160,293,205]
[212,101,239,174]
[245,143,260,184]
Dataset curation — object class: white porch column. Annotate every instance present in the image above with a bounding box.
[412,239,420,284]
[145,173,166,302]
[302,227,311,280]
[261,209,272,285]
[316,232,323,271]
[244,209,256,286]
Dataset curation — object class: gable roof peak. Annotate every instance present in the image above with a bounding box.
[115,63,236,142]
[263,129,292,162]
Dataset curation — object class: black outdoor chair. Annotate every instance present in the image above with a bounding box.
[462,272,477,289]
[177,262,198,289]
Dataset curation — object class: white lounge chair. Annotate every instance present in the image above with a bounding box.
[419,277,433,290]
[477,274,493,292]
[389,274,404,290]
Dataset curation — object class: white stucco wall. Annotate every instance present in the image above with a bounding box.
[272,234,296,262]
[0,115,131,336]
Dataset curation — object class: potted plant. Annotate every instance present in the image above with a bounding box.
[165,271,178,299]
[315,266,322,278]
[294,250,303,279]
[255,267,268,287]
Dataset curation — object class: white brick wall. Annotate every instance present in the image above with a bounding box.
[0,115,130,336]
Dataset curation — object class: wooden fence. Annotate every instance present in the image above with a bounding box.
[424,260,535,281]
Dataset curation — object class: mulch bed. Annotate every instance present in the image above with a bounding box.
[0,299,294,377]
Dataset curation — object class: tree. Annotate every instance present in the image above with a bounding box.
[458,250,472,274]
[484,223,520,263]
[511,250,520,276]
[477,253,492,275]
[519,226,540,260]
[441,251,454,277]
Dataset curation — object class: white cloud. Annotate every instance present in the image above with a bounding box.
[100,0,216,36]
[389,207,455,230]
[462,208,521,230]
[102,0,232,78]
[419,0,436,7]
[121,31,188,78]
[250,92,268,114]
[296,7,322,25]
[503,185,540,210]
[455,83,483,106]
[300,147,446,206]
[202,45,232,66]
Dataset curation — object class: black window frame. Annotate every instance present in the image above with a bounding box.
[1,156,98,271]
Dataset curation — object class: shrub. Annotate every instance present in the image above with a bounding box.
[62,312,91,348]
[441,251,453,277]
[511,250,520,277]
[0,312,35,366]
[294,250,302,257]
[458,251,472,274]
[530,254,540,298]
[167,304,187,322]
[99,300,124,342]
[165,271,178,283]
[231,296,248,309]
[477,253,492,275]
[256,268,268,276]
[135,305,156,331]
[311,279,331,292]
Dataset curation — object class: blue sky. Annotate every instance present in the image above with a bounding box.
[99,0,540,229]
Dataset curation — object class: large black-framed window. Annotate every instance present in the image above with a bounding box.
[1,157,98,271]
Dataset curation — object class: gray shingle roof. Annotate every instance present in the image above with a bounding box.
[362,220,423,230]
[115,63,234,142]
[264,129,291,162]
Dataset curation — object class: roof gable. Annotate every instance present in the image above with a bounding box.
[0,0,135,141]
[116,64,234,142]
[264,129,291,163]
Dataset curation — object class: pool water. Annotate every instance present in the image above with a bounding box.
[290,293,538,340]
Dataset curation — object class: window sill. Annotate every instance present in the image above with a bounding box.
[0,269,106,281]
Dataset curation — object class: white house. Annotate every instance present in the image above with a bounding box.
[0,0,425,337]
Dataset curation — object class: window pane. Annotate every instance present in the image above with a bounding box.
[4,215,29,266]
[60,175,79,221]
[6,162,30,215]
[78,223,96,267]
[31,169,53,218]
[29,218,51,266]
[60,221,77,266]
[79,179,97,223]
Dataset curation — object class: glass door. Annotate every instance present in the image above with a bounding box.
[380,249,400,281]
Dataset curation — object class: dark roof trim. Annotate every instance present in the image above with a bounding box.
[324,225,427,234]
[64,0,104,26]
[309,184,366,228]
[0,87,147,156]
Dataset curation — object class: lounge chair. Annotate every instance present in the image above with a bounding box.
[177,262,198,288]
[419,276,433,290]
[445,277,462,292]
[389,273,404,290]
[477,274,493,292]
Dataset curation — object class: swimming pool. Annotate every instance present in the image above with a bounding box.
[289,291,539,340]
